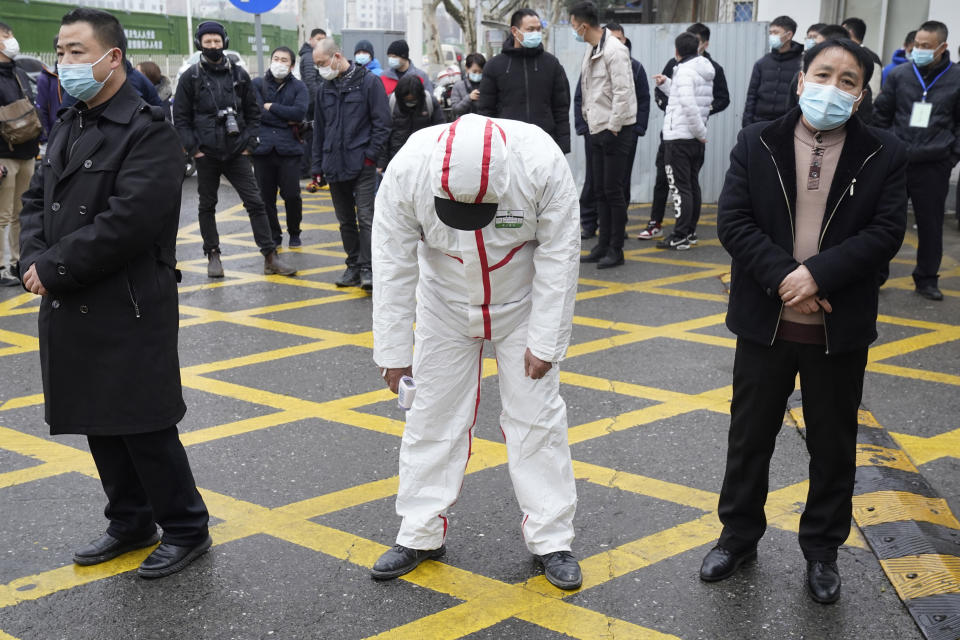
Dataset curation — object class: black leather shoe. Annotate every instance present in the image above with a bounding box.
[73,531,160,566]
[335,266,362,287]
[360,268,373,291]
[807,560,841,604]
[597,247,625,269]
[371,544,445,580]
[137,535,212,579]
[537,550,582,590]
[580,245,606,264]
[917,285,944,301]
[581,227,596,239]
[699,545,757,582]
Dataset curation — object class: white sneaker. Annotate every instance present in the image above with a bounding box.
[637,221,663,240]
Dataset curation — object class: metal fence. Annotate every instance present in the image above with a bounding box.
[552,20,771,203]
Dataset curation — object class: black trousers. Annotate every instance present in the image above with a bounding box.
[663,139,705,238]
[906,160,952,287]
[253,151,303,245]
[622,131,639,208]
[590,128,638,250]
[717,338,868,562]
[88,426,209,547]
[327,165,377,269]
[196,153,276,257]
[300,130,313,179]
[650,136,668,224]
[579,134,597,234]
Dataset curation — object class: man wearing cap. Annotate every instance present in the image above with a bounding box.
[381,39,433,96]
[370,114,582,589]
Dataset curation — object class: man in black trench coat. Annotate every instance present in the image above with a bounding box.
[19,7,211,579]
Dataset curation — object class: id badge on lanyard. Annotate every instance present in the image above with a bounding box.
[910,61,953,128]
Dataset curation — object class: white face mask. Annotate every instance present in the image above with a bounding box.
[2,37,19,60]
[317,61,339,81]
[270,61,290,79]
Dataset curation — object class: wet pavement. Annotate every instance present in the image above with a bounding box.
[0,175,958,639]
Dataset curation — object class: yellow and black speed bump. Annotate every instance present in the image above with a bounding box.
[787,402,960,640]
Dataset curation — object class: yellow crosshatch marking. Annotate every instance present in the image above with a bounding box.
[0,189,957,639]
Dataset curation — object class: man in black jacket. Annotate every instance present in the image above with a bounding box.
[173,21,295,278]
[873,20,960,301]
[701,39,906,604]
[478,8,571,154]
[0,21,39,287]
[299,28,325,179]
[640,22,729,241]
[20,7,211,579]
[742,15,804,128]
[312,38,391,291]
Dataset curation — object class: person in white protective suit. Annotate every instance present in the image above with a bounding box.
[370,113,583,589]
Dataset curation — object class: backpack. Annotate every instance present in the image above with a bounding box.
[0,72,41,149]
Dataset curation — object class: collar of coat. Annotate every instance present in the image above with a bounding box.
[759,106,883,217]
[56,80,143,125]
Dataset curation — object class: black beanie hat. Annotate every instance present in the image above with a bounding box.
[387,39,409,59]
[196,21,227,43]
[355,39,375,56]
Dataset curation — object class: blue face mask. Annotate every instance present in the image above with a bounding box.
[912,47,936,67]
[799,79,860,131]
[804,37,817,50]
[355,53,371,66]
[521,31,542,48]
[573,27,585,43]
[59,48,116,103]
[388,56,401,69]
[468,72,482,83]
[769,33,784,50]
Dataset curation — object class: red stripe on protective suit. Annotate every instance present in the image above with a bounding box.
[474,229,492,340]
[440,119,459,201]
[489,242,527,271]
[474,119,494,204]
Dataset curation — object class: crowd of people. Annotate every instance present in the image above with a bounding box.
[1,0,956,609]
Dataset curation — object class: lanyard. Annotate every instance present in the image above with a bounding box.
[913,61,953,102]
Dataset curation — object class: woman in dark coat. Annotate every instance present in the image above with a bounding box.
[450,52,485,117]
[381,74,445,168]
[252,46,309,247]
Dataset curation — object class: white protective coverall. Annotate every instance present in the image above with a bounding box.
[372,114,581,555]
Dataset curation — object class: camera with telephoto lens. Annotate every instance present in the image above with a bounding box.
[217,107,240,136]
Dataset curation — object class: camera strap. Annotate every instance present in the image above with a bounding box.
[196,61,240,113]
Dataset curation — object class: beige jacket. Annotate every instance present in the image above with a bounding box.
[579,29,637,135]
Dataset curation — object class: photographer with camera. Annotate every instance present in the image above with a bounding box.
[173,21,295,278]
[252,46,308,248]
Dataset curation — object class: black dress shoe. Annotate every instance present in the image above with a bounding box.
[807,560,841,604]
[137,535,212,579]
[580,245,606,264]
[581,227,596,239]
[699,545,757,582]
[335,266,362,287]
[360,268,373,291]
[917,285,944,301]
[73,531,160,566]
[597,247,625,269]
[371,544,445,580]
[537,550,582,590]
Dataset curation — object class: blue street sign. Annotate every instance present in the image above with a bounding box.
[228,0,282,14]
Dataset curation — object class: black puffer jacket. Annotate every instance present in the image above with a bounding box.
[873,52,960,164]
[0,61,39,159]
[742,41,804,127]
[381,86,445,167]
[718,108,907,354]
[299,41,319,108]
[477,38,571,153]
[173,57,260,160]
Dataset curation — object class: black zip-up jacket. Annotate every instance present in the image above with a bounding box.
[654,51,730,115]
[717,108,907,354]
[0,61,40,159]
[742,41,804,127]
[873,52,960,164]
[477,38,571,153]
[173,56,260,160]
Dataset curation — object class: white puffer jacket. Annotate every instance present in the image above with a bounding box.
[660,55,715,141]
